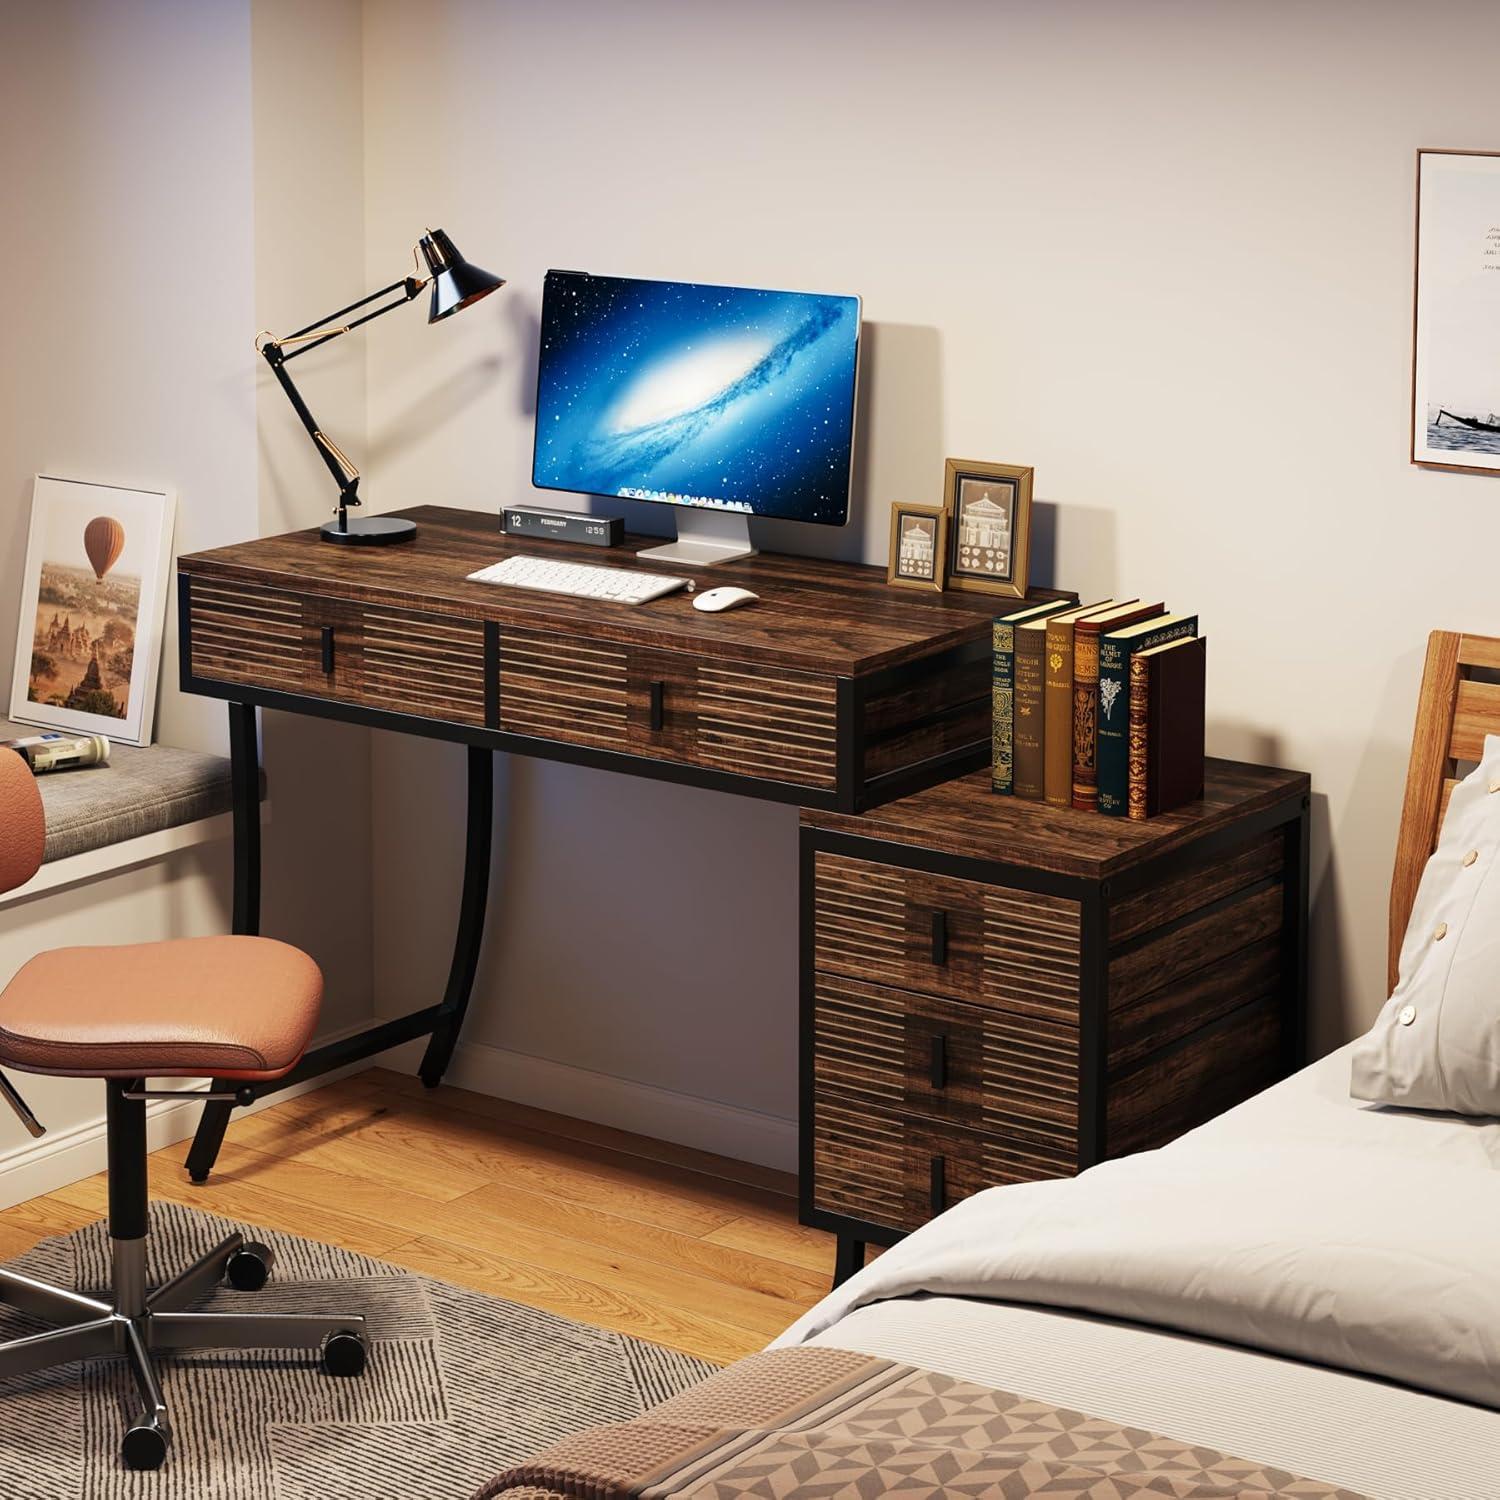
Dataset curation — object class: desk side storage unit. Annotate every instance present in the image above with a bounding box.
[800,760,1310,1280]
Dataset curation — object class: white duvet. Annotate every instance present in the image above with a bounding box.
[776,1067,1500,1412]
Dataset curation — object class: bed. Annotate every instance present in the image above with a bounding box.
[479,631,1500,1500]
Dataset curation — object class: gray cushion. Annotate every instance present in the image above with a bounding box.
[0,718,235,864]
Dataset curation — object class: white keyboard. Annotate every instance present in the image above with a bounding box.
[468,553,689,605]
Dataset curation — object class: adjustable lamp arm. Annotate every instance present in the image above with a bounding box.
[254,275,426,529]
[255,228,504,547]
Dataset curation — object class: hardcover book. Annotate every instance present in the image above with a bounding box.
[992,599,1074,794]
[1097,612,1198,816]
[1070,600,1160,812]
[1127,635,1207,819]
[1043,601,1121,808]
[1016,602,1106,802]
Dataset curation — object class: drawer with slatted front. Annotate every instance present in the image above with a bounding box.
[812,973,1080,1155]
[186,578,486,726]
[810,1091,1071,1234]
[498,632,839,792]
[812,851,1082,1021]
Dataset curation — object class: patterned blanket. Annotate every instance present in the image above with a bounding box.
[476,1346,1364,1499]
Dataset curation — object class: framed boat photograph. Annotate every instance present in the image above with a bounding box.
[8,476,176,747]
[941,458,1033,598]
[1412,149,1500,476]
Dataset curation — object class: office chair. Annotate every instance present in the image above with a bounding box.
[0,747,367,1470]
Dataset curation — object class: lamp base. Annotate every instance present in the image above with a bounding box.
[319,515,417,546]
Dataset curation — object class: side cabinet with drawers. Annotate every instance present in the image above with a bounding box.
[799,760,1311,1285]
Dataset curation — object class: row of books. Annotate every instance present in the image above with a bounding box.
[992,597,1206,819]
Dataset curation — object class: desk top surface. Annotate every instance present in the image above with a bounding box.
[180,505,1066,676]
[802,760,1310,878]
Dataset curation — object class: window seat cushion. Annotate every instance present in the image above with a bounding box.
[0,718,236,864]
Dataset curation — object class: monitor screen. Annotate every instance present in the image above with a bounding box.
[533,271,860,526]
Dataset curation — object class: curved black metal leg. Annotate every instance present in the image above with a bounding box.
[187,702,260,1184]
[419,746,494,1087]
[187,722,493,1183]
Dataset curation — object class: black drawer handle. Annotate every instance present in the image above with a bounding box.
[929,1034,948,1090]
[320,625,336,675]
[649,680,664,732]
[930,910,949,966]
[929,1155,947,1214]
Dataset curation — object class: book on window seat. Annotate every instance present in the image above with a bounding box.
[992,599,1073,795]
[1128,634,1207,819]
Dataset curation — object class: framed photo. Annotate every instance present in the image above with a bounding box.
[1412,149,1500,475]
[886,503,948,591]
[9,476,176,746]
[941,458,1033,597]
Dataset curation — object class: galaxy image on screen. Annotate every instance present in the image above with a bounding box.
[533,272,860,524]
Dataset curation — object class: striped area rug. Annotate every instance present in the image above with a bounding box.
[0,1201,718,1498]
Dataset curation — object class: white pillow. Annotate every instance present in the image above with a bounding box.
[1351,734,1500,1115]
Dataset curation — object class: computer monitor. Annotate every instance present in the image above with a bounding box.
[533,270,861,566]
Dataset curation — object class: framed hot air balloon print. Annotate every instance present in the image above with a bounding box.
[9,476,176,746]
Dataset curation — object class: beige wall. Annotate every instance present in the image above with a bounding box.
[0,0,258,1171]
[251,0,374,1031]
[0,0,258,752]
[358,0,1500,1163]
[0,0,374,1185]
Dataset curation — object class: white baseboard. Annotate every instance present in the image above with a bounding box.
[383,1035,798,1173]
[0,1018,379,1211]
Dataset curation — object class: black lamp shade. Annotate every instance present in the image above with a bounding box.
[419,228,505,322]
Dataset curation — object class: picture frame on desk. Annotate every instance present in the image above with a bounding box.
[941,458,1033,599]
[886,503,948,591]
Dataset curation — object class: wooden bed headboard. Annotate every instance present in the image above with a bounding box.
[1388,630,1500,990]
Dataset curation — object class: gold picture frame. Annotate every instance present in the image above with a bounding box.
[941,458,1033,598]
[886,503,948,591]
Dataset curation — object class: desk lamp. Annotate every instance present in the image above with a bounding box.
[256,229,504,546]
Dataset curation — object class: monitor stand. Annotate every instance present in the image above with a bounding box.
[637,507,757,568]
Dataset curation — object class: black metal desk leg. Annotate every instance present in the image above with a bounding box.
[419,747,494,1088]
[832,1235,866,1289]
[187,702,261,1184]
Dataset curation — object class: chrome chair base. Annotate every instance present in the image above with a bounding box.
[0,1231,366,1470]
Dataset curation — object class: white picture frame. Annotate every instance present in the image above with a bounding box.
[1412,149,1500,476]
[8,476,176,747]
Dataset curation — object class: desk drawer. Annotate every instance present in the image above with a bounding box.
[186,579,486,726]
[633,651,838,791]
[811,1091,1076,1234]
[497,630,839,791]
[813,852,1082,1020]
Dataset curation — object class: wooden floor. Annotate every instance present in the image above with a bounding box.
[0,1070,836,1366]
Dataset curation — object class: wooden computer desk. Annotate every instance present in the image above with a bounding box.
[176,504,1058,1182]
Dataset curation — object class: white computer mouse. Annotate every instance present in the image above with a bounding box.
[692,586,760,613]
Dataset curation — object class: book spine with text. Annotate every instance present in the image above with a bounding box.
[1013,629,1048,801]
[1097,617,1197,816]
[1127,653,1152,821]
[1043,618,1077,807]
[1071,630,1102,811]
[991,620,1018,794]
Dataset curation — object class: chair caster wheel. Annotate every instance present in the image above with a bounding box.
[122,1415,170,1470]
[321,1330,367,1377]
[225,1242,274,1292]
